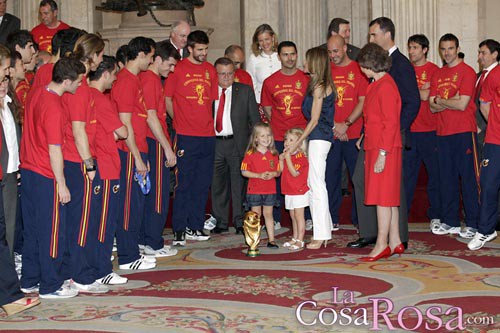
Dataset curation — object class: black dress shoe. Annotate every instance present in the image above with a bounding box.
[347,237,376,248]
[235,227,244,235]
[212,227,229,234]
[402,241,408,250]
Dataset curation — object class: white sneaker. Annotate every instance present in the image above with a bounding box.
[21,285,39,294]
[143,245,178,257]
[305,219,313,231]
[185,228,211,241]
[140,254,156,263]
[274,221,281,230]
[430,219,441,231]
[467,231,497,250]
[459,227,477,239]
[70,280,109,294]
[96,272,128,285]
[119,258,156,270]
[432,223,461,235]
[40,285,78,299]
[204,214,217,230]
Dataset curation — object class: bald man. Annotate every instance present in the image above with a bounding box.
[326,35,368,232]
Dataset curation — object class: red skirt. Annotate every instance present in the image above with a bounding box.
[364,148,402,206]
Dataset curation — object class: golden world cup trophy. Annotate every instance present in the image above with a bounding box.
[243,211,262,257]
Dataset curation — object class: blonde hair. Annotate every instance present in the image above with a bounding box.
[251,24,278,57]
[246,122,278,155]
[285,128,308,156]
[73,33,105,68]
[305,46,336,98]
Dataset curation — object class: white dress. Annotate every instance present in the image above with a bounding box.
[246,52,281,103]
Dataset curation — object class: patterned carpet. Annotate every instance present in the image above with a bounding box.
[1,224,499,333]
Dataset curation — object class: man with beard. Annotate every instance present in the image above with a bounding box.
[165,30,217,246]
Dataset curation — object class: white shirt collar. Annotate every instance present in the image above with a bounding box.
[388,45,398,56]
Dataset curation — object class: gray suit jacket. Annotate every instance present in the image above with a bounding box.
[0,13,21,45]
[216,82,260,156]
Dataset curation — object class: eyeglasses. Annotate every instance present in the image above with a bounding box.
[217,72,234,77]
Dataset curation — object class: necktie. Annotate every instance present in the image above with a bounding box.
[475,70,488,100]
[216,88,226,133]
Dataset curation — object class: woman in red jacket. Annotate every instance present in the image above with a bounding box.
[357,43,404,261]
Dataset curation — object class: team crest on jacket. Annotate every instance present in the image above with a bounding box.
[452,73,458,82]
[295,80,302,89]
[421,71,427,81]
[270,160,275,169]
[205,70,210,80]
[348,71,355,81]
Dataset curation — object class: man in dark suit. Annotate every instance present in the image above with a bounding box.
[320,18,360,61]
[348,17,420,249]
[0,0,20,45]
[162,20,190,60]
[211,57,260,234]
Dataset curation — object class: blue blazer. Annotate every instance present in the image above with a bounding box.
[389,48,420,132]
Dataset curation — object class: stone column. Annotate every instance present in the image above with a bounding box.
[278,0,326,67]
[241,0,280,62]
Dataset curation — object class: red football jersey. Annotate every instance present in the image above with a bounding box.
[164,58,218,137]
[61,77,97,162]
[15,79,30,125]
[261,70,309,141]
[91,88,123,180]
[241,150,280,194]
[20,86,65,178]
[430,61,477,136]
[234,68,254,88]
[331,61,368,139]
[480,66,500,145]
[139,70,170,142]
[411,61,439,132]
[32,63,54,89]
[111,68,149,153]
[281,151,309,195]
[31,22,70,53]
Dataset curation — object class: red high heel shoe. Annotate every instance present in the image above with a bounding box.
[358,246,391,262]
[391,243,405,256]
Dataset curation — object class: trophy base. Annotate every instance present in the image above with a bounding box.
[246,249,260,257]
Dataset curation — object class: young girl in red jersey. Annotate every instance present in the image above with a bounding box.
[241,122,281,248]
[280,128,309,251]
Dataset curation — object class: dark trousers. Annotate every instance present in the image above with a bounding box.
[0,182,23,306]
[13,182,23,254]
[63,161,99,285]
[93,179,120,279]
[140,138,170,250]
[352,144,409,242]
[404,131,441,220]
[172,135,215,232]
[437,132,480,228]
[20,170,66,294]
[1,172,18,256]
[479,144,500,235]
[211,136,246,229]
[116,151,148,265]
[326,138,359,225]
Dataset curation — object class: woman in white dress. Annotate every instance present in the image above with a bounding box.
[246,24,281,105]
